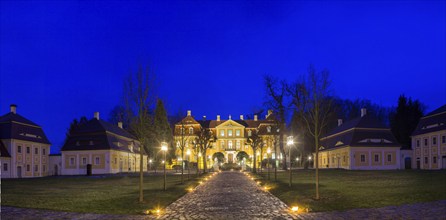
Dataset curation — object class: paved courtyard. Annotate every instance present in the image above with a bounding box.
[1,171,445,219]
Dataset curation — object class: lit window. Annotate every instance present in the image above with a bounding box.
[360,155,365,162]
[236,140,241,149]
[228,141,233,149]
[374,154,379,162]
[433,137,437,145]
[220,130,225,137]
[18,146,22,153]
[236,130,240,137]
[35,148,38,154]
[95,157,100,165]
[248,130,252,137]
[221,140,225,148]
[228,130,233,137]
[387,154,391,162]
[189,127,194,135]
[177,141,180,148]
[181,128,185,134]
[267,126,271,133]
[3,163,7,171]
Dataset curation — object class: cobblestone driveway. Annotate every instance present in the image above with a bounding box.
[158,171,296,219]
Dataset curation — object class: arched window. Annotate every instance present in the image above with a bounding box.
[189,127,194,135]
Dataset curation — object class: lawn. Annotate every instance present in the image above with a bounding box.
[256,169,446,212]
[1,173,205,215]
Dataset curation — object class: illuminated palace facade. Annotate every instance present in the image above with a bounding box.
[174,110,280,169]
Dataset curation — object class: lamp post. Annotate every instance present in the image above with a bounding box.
[161,142,168,191]
[308,156,312,168]
[149,159,152,171]
[287,136,294,187]
[186,149,191,180]
[267,147,271,180]
[295,157,299,168]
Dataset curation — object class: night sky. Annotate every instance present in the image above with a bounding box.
[1,1,445,153]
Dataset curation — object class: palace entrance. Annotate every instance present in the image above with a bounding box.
[228,153,234,163]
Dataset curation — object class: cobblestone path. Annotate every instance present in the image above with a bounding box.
[158,171,296,219]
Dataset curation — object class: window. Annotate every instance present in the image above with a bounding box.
[189,127,194,135]
[416,140,420,147]
[387,154,392,162]
[3,163,7,171]
[35,165,38,172]
[18,146,22,153]
[424,157,428,164]
[114,158,117,164]
[433,156,437,164]
[228,141,233,149]
[324,158,326,164]
[433,137,437,145]
[76,141,80,146]
[236,130,240,137]
[43,165,46,172]
[442,136,446,144]
[26,147,30,154]
[248,130,252,137]
[82,158,87,165]
[360,155,365,162]
[35,148,38,154]
[27,164,30,172]
[267,126,271,133]
[42,148,46,155]
[89,141,94,145]
[332,157,334,163]
[95,157,100,165]
[220,130,225,137]
[228,130,233,137]
[236,140,241,149]
[221,140,225,148]
[343,156,346,162]
[374,154,379,162]
[424,138,428,146]
[180,128,185,134]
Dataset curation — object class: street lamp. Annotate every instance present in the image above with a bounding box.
[308,156,312,168]
[267,147,271,180]
[287,136,294,187]
[186,149,191,180]
[149,159,152,171]
[161,142,168,191]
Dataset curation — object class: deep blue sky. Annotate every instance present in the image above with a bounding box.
[1,1,445,153]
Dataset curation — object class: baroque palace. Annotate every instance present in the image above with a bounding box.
[174,110,280,169]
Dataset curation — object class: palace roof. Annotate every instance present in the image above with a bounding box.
[412,104,446,136]
[0,140,10,157]
[0,112,51,145]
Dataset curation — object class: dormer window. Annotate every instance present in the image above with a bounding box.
[189,127,194,135]
[267,126,271,133]
[248,130,252,137]
[129,144,134,152]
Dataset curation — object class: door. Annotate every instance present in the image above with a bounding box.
[404,158,412,169]
[228,154,233,163]
[442,156,446,169]
[54,165,58,175]
[17,166,22,178]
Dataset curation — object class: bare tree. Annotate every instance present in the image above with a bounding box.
[288,65,334,200]
[124,66,155,203]
[175,122,189,183]
[264,75,288,170]
[247,131,263,173]
[194,127,216,174]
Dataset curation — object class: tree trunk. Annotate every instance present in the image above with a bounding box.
[315,136,320,200]
[139,147,144,203]
[274,139,277,181]
[253,149,257,173]
[181,149,184,184]
[280,132,287,170]
[203,151,207,174]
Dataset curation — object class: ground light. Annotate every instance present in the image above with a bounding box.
[290,206,299,212]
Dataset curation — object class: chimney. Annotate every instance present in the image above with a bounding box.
[240,115,244,120]
[217,115,220,121]
[268,109,273,116]
[94,112,100,120]
[229,115,232,120]
[118,122,123,129]
[254,115,258,121]
[187,110,191,116]
[203,115,206,120]
[10,104,17,114]
[361,108,367,117]
[338,119,343,126]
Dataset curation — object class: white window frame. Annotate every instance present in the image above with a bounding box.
[95,157,100,165]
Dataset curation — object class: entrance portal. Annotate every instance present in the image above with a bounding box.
[228,154,233,163]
